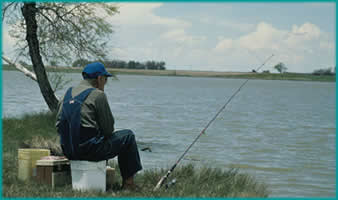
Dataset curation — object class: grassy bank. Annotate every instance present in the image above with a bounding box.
[3,112,269,197]
[3,64,335,82]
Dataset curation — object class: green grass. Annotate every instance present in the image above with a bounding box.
[3,112,269,197]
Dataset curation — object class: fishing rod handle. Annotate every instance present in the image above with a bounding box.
[153,165,175,191]
[153,174,167,191]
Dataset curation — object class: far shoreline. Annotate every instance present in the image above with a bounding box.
[2,65,336,82]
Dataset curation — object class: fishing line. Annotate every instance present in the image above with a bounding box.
[153,54,274,191]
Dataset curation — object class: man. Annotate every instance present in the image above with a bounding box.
[56,62,142,190]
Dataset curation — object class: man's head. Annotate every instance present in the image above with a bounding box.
[82,62,112,91]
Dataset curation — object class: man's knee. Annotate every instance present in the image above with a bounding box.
[121,129,133,136]
[125,129,134,134]
[120,129,135,141]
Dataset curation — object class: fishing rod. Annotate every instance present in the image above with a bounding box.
[153,53,274,191]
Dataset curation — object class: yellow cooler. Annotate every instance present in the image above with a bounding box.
[18,148,50,181]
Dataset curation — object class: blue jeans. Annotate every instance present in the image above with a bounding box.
[79,129,142,179]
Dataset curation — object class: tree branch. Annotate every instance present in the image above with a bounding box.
[2,54,37,81]
[2,2,18,21]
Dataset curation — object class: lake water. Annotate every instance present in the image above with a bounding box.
[2,70,336,197]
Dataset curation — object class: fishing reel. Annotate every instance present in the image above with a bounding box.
[165,178,177,189]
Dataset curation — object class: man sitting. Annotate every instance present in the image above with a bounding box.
[56,62,142,190]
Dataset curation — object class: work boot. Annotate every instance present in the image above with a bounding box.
[121,183,141,191]
[121,175,141,191]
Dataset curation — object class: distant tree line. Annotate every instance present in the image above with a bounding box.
[312,67,336,76]
[72,59,166,70]
[252,62,287,73]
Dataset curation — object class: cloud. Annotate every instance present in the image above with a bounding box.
[215,39,233,51]
[200,17,255,33]
[111,3,190,28]
[285,22,322,48]
[211,22,334,72]
[214,22,325,54]
[238,22,287,51]
[292,23,321,38]
[214,22,288,54]
[160,29,206,46]
[102,3,334,72]
[3,3,329,73]
[109,2,334,73]
[105,2,198,61]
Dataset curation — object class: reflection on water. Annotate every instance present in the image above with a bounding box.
[3,71,336,197]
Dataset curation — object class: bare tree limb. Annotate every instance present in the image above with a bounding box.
[2,54,37,81]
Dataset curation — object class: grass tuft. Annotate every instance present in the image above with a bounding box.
[21,135,63,156]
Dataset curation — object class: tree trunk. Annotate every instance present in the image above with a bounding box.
[22,3,59,112]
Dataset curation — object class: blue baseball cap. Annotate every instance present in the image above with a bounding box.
[82,62,112,79]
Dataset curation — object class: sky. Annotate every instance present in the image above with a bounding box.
[2,2,336,73]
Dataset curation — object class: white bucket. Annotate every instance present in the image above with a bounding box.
[70,160,106,192]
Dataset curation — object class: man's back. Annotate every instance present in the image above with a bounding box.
[56,80,115,138]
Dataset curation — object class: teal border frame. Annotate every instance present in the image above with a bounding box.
[0,1,336,199]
